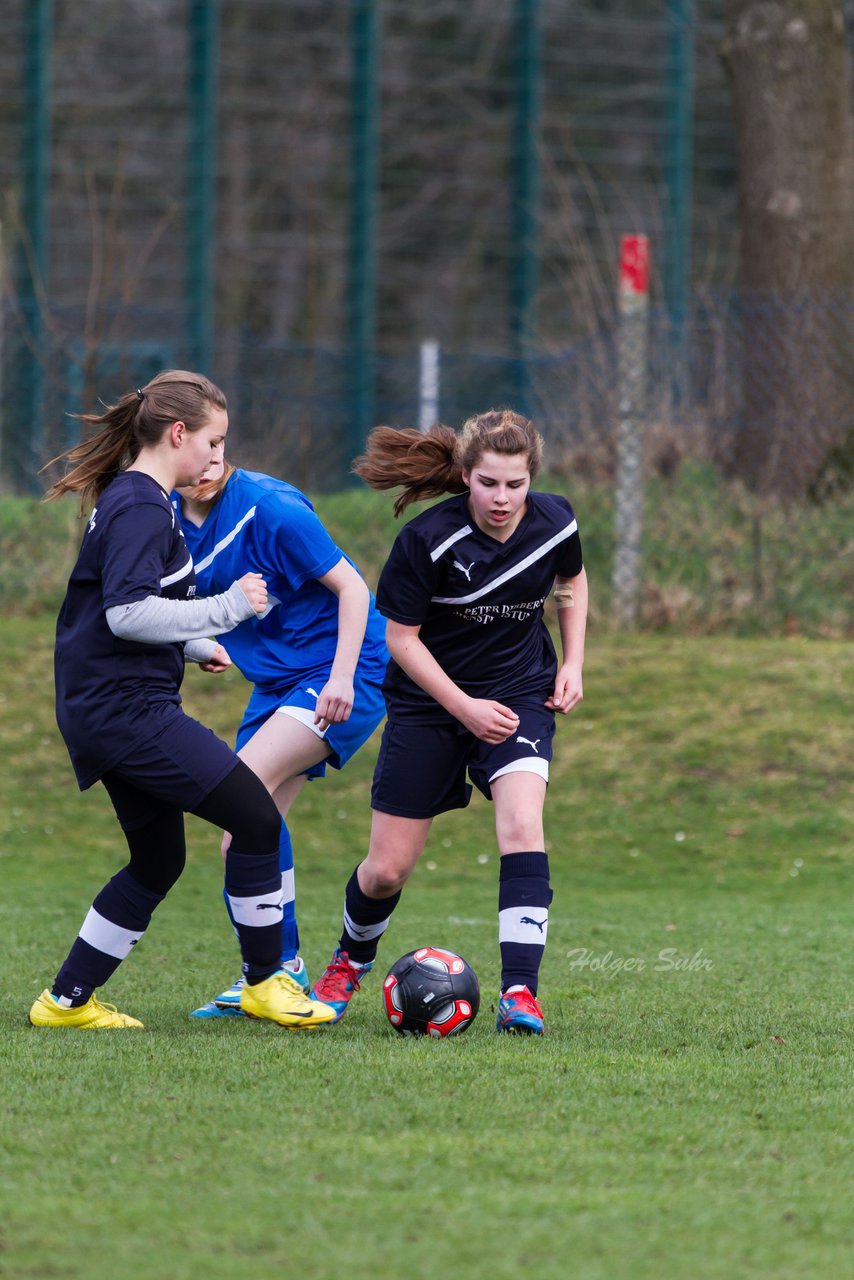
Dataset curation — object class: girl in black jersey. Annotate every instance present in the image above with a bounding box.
[30,369,333,1030]
[311,409,588,1034]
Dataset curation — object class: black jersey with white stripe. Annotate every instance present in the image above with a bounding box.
[376,490,582,717]
[55,471,196,787]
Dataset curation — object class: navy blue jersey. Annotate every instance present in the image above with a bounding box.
[55,471,196,788]
[174,469,388,690]
[377,490,582,718]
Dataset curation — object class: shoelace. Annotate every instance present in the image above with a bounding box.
[504,988,542,1018]
[272,972,307,998]
[315,954,361,998]
[89,998,121,1014]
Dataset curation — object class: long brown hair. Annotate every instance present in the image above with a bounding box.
[43,369,227,514]
[352,409,544,516]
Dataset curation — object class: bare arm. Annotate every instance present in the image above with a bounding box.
[546,567,588,713]
[312,557,371,728]
[386,620,519,743]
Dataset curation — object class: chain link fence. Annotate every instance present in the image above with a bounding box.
[1,0,852,506]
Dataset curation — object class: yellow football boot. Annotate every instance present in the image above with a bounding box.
[29,989,144,1028]
[239,971,336,1029]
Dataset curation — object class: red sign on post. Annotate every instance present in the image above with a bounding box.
[619,234,650,297]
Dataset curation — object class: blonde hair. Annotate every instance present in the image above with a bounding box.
[43,369,227,514]
[353,409,543,516]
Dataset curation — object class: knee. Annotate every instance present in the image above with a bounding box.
[232,794,281,852]
[256,800,283,850]
[128,848,185,897]
[496,813,545,852]
[360,856,410,898]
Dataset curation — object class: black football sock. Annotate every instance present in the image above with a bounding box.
[225,849,283,985]
[52,868,165,1006]
[498,851,552,996]
[338,865,401,965]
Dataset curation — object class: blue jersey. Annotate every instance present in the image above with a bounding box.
[55,471,197,788]
[377,490,583,718]
[174,469,388,691]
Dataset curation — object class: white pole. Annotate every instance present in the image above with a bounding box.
[419,339,440,431]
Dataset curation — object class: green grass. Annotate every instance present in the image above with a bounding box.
[1,614,851,1280]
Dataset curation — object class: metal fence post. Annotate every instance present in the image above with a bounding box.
[612,234,650,629]
[187,0,220,377]
[7,0,53,491]
[664,0,696,409]
[511,0,541,417]
[348,0,380,459]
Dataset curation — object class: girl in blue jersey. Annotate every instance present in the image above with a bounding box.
[311,409,588,1035]
[30,370,334,1031]
[174,459,388,1016]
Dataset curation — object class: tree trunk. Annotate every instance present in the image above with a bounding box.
[723,0,854,497]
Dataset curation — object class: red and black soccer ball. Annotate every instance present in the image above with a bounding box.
[383,947,480,1037]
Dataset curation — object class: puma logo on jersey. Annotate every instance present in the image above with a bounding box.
[516,735,541,753]
[453,559,476,581]
[520,916,547,932]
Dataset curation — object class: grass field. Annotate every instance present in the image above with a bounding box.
[1,610,851,1280]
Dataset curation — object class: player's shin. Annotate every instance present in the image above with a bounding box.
[497,851,552,995]
[339,864,401,965]
[224,848,283,983]
[221,821,299,965]
[278,820,300,963]
[52,868,165,1005]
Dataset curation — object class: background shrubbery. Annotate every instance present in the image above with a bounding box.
[5,465,851,638]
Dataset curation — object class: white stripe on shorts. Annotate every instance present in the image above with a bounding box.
[489,756,549,784]
[276,704,328,739]
[498,905,549,945]
[227,889,284,927]
[78,907,144,960]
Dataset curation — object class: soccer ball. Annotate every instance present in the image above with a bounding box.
[382,947,480,1037]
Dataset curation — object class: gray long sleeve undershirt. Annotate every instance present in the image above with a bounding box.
[183,637,219,664]
[105,583,255,659]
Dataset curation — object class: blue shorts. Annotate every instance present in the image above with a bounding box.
[102,708,239,831]
[371,701,556,819]
[236,666,387,779]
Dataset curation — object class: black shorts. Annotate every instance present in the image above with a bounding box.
[371,701,555,820]
[101,710,239,831]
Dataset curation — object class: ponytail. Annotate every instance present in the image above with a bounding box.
[43,369,227,514]
[43,394,141,514]
[352,410,543,517]
[352,424,466,516]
